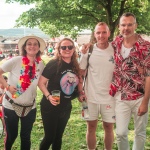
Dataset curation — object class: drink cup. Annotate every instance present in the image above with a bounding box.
[51,90,61,104]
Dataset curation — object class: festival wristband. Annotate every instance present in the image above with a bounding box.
[6,84,10,91]
[78,90,84,95]
[46,94,50,100]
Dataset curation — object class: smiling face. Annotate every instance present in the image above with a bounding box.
[24,38,40,57]
[94,23,110,45]
[119,16,137,39]
[59,40,75,61]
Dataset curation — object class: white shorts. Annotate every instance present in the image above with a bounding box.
[85,101,116,123]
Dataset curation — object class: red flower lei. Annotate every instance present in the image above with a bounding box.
[12,56,41,98]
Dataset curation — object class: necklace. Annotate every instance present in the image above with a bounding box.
[12,56,41,98]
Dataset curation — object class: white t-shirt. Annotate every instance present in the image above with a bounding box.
[121,44,132,59]
[0,56,45,110]
[79,43,115,104]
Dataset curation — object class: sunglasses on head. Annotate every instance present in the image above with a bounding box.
[60,45,74,50]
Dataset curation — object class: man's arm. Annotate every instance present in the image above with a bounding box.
[80,43,91,54]
[138,49,150,116]
[138,76,150,116]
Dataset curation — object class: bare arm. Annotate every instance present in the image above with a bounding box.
[0,68,17,95]
[138,76,150,116]
[38,75,58,106]
[77,69,87,102]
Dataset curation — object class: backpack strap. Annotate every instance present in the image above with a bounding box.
[86,44,93,69]
[82,44,93,90]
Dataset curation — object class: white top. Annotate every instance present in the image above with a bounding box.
[79,43,115,104]
[121,44,132,59]
[0,56,45,110]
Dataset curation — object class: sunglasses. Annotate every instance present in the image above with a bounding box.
[60,45,74,50]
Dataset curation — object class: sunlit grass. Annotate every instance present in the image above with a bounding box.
[1,88,150,150]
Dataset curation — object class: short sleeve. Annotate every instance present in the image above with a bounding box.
[0,57,19,72]
[42,59,57,79]
[79,52,89,70]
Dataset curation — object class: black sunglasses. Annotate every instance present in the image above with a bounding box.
[60,45,74,50]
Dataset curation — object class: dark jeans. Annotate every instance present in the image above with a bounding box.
[3,107,36,150]
[40,106,71,150]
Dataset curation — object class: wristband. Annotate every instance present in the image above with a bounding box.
[6,84,10,91]
[46,94,50,100]
[78,90,84,95]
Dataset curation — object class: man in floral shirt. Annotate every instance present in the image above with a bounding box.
[110,12,150,150]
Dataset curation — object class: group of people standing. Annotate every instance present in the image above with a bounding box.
[0,12,149,150]
[0,35,80,150]
[79,12,150,150]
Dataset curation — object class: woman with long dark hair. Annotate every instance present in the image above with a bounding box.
[38,38,80,150]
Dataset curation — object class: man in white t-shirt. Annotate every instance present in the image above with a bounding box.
[78,22,115,150]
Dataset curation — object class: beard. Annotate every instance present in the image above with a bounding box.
[121,30,135,39]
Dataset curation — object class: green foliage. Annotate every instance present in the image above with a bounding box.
[5,0,150,40]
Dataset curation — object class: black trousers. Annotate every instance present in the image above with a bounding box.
[3,107,36,150]
[40,105,71,150]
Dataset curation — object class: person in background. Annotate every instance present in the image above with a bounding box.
[50,43,58,57]
[0,49,5,61]
[47,43,54,57]
[110,12,150,150]
[0,35,46,150]
[15,44,19,56]
[6,52,13,60]
[0,75,8,125]
[78,22,115,150]
[0,75,8,104]
[38,38,80,150]
[74,39,82,62]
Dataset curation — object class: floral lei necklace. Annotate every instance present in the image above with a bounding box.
[12,56,41,98]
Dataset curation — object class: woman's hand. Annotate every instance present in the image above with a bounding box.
[47,95,59,106]
[78,91,87,102]
[8,85,17,95]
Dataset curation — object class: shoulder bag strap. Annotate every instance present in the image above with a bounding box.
[82,44,93,90]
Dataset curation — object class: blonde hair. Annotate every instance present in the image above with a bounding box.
[94,22,110,31]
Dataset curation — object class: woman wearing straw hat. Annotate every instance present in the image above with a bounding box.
[0,35,46,150]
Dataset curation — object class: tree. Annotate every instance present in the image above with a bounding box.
[6,0,150,40]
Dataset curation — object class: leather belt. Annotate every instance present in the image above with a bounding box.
[5,94,14,104]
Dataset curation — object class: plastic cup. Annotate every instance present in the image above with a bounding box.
[51,90,61,104]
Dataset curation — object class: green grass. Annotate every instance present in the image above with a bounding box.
[0,55,150,150]
[1,89,150,150]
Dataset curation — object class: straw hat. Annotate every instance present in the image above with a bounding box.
[18,35,46,52]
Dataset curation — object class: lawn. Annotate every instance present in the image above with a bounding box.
[0,55,150,150]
